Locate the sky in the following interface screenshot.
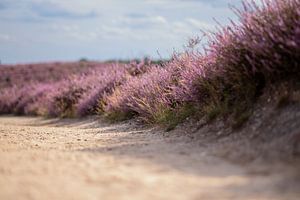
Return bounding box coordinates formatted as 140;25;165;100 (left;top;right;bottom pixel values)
0;0;248;64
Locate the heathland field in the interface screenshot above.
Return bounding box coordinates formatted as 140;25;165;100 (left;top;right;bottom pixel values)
1;0;300;199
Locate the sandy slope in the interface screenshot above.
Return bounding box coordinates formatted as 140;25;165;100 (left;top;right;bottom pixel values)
0;116;299;200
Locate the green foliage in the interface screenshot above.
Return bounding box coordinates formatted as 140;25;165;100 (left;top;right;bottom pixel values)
105;110;136;122
153;104;197;131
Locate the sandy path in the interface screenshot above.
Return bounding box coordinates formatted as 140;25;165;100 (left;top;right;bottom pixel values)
0;116;299;200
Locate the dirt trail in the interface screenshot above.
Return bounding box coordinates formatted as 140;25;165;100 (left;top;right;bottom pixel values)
0;116;299;200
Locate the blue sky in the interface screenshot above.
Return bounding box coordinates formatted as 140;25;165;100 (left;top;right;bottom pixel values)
0;0;248;64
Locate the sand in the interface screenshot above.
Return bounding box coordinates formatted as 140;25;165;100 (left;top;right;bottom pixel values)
0;116;299;200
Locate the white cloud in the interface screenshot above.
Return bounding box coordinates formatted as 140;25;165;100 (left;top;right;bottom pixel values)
186;18;214;30
115;15;167;29
152;16;167;24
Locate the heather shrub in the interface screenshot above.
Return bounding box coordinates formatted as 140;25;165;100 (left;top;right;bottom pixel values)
167;0;300;126
76;65;129;117
48;63;131;118
24;84;58;116
0;86;19;114
48;72;100;118
105;0;300;126
104;66;177;122
0;84;38;115
14;84;55;115
48;83;85;118
196;0;300;122
0;83;56;116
